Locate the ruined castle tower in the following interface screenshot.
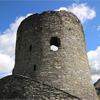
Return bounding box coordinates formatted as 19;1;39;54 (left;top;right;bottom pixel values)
13;11;98;100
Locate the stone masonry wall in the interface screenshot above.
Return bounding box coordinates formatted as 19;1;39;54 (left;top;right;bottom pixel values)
0;75;80;100
13;11;98;100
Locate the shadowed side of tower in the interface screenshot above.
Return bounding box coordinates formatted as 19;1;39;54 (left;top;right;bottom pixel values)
13;11;98;100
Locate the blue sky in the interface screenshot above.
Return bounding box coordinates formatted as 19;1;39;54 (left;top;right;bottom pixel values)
0;0;100;83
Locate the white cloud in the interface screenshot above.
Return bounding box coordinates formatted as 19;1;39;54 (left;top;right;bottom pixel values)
0;53;14;73
92;74;100;83
0;72;12;79
57;7;68;11
50;45;58;51
87;46;100;83
0;13;32;78
56;3;96;23
97;25;100;31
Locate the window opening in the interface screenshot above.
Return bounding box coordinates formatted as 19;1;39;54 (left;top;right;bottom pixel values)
34;64;36;71
29;45;32;52
50;37;60;51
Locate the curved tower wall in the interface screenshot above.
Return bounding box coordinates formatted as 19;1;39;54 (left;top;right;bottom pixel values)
13;11;98;100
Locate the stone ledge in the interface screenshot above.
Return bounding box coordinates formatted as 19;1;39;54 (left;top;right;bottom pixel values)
0;75;80;100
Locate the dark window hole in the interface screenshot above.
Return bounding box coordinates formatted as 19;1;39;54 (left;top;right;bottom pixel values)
29;45;32;52
50;37;61;47
34;64;36;71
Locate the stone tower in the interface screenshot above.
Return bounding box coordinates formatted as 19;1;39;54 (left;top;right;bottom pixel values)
13;11;98;100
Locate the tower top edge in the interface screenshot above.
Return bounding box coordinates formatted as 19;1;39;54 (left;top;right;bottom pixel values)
22;10;81;25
